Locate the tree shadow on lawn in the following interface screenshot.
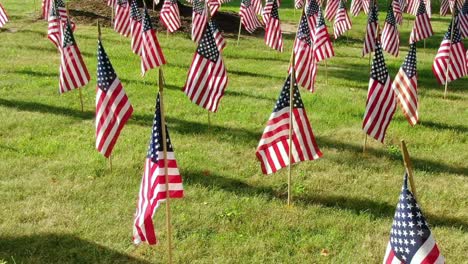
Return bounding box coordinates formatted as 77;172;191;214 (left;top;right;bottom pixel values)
0;233;149;264
183;169;468;230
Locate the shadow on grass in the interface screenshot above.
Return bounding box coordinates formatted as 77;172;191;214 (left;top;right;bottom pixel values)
10;69;57;78
0;234;149;264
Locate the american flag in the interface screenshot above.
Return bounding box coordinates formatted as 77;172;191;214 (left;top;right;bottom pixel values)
0;2;8;28
393;0;403;25
130;0;143;56
55;0;76;30
383;173;445;264
141;6;166;76
325;0;339;21
252;0;263;15
362;1;378;57
133;93;184;245
363;0;370;14
42;0;52;20
59;19;90;94
440;0;449;16
295;0;305;9
350;0;364;16
333;0;352;39
460;1;468;38
95;40;133;158
183;22;228;112
293;14;318;92
208;0;221;16
392;43;419;126
256;74;322;175
406;0;418;15
191;0;208;43
240;0;262;33
306;0;320;33
432;18;467;85
107;0;117;7
263;0;283;52
210;20;226;51
381;4;400;57
114;0;131;37
409;0;433;43
262;0;273;24
47;1;61;48
362;42;396;143
313;7;335;62
161;0;181;33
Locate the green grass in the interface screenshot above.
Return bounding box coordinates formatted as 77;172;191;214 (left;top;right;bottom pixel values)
0;0;467;263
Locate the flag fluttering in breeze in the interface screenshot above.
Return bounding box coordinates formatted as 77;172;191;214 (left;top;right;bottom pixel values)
393;0;403;25
240;0;262;33
95;39;133;158
133;93;184;245
440;0;449;16
114;0;131;37
409;0;433;43
362;42;396;143
333;0;352;39
42;0;52;20
141;6;166;75
306;0;319;34
208;0;221;16
425;0;432;18
59;19;90;94
432;17;467;85
183;20;228;112
325;0;339;21
293;14;317;92
191;0;208;42
382;173;445;264
350;0;364;16
252;0;263;15
392;43;419;126
362;1;378;57
381;4;400;57
47;1;61;48
295;0;305;9
56;0;75;30
256;74;322;175
407;0;419;15
460;0;468;38
313;7;335;61
263;0;283;52
0;2;7;28
210;20;226;51
130;0;143;56
161;0;181;33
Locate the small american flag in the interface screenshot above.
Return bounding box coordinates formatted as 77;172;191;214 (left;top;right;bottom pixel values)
381;4;400;57
161;0;181;33
363;0;370;14
383;173;445;264
256;74;322;175
409;0;433;43
191;0;208;43
362;1;378;57
133;93;184;245
393;0;403;25
59;19;90;94
460;1;468;38
263;0;283;52
406;0;418;15
440;0;449;16
130;0;143;56
210;20;226;51
114;0;131;37
362;42;396;143
333;0;352;39
325;0;339;21
432;18;467;85
306;0;319;34
295;0;305;9
141;6;166;76
55;0;76;30
240;0;262;33
252;0;263;15
293;14;317;92
95;40;133;158
208;0;221;16
42;0;52;20
183;21;228;112
392;43;419;126
47;1;61;48
350;0;364;16
313;7;335;62
0;3;7;28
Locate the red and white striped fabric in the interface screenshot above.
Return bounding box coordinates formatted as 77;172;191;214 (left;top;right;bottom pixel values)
305;0;319;33
325;0;339;21
130;0;143;56
240;0;262;33
141;7;166;75
393;0;403;25
392;43;418;126
54;0;76;31
47;2;61;48
0;2;9;28
107;0;117;7
208;0;221;16
192;0;208;42
256;74;322;175
363;43;396;143
313;7;335;62
183;22;228;112
363;0;370;14
350;0;363;16
114;0;131;37
381;4;400;57
263;0;283;52
161;0;181;33
406;0;418;14
460;1;468;38
95;40;133;158
362;3;378;56
133;93;183;245
333;0;352;39
42;0;52;20
59;20;91;94
252;0;263;15
409;0;433;43
432;19;467;85
293;14;317;92
295;0;305;9
210;21;226;51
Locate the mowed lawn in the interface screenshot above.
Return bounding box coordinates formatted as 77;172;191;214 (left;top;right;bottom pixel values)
0;0;467;263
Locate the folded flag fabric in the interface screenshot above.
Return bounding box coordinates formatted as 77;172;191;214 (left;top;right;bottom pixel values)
393;0;403;24
293;13;318;92
362;1;378;57
114;0;131;37
161;0;181;33
47;3;61;48
313;7;335;62
130;0;143;56
306;0;320;34
325;0;339;21
263;0;283;52
42;0;52;20
240;0;262;33
381;4;400;57
409;0;433;43
192;0;208;43
333;0;352;39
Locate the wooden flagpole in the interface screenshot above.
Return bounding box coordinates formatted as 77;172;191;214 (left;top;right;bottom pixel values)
111;4;115;27
206;0;212;127
324;59;328;85
443;11;456;99
236;17;242;46
159;68;174;264
153;0;156;11
400;140;417;199
363;134;367;153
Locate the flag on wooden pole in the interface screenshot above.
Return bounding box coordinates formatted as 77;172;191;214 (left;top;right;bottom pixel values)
293;13;318;92
350;0;364;16
47;0;61;48
263;0;283;52
381;4;400;57
114;0;131;37
313;7;335;62
209;20;226;51
305;0;319;33
42;0;52;20
141;6;166;75
393;0;403;25
252;0;262;15
325;0;339;21
333;0;352;39
460;1;468;38
362;1;378;57
240;0;262;33
161;0;181;33
130;0;143;56
191;0;208;42
440;0;450;16
409;0;433;43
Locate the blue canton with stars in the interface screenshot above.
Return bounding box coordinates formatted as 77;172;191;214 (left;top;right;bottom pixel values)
197;24;219;62
385;4;396;26
368;2;378;23
242;0;252;8
62;19;76;48
56;0;65;9
147;94;174;162
444;18;462;43
402;43;417;78
193;0;205;14
50;0;59;17
130;0;141;21
371;42;389;84
117;0;128;7
297;14;312;45
143;6;153;32
338;0;346;10
273;74;304;113
463;0;468;15
389;173;433;263
270;0;280;20
416;0;427;15
316;7;326;28
97;40;117;92
306;0;319;18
